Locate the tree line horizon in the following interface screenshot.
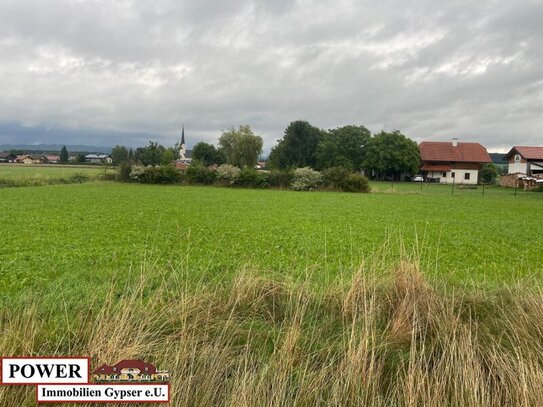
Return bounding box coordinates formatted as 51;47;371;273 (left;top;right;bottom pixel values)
111;120;422;179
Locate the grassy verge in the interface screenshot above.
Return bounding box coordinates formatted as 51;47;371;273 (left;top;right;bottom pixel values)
2;258;543;406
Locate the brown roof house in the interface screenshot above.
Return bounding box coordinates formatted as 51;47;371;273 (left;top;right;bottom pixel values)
0;152;17;163
419;138;492;184
504;146;543;176
41;155;61;164
93;359;169;383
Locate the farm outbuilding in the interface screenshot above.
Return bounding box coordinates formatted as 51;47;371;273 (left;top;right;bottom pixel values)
504;146;543;176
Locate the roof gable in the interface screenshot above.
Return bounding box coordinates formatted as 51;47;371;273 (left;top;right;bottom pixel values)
505;146;543;161
419;141;491;163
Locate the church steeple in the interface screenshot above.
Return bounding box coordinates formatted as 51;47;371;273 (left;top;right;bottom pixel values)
179;124;186;160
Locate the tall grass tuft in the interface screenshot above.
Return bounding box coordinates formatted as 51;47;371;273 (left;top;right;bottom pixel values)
2;261;543;406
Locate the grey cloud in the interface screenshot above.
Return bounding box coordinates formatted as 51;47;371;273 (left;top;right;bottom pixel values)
0;0;541;151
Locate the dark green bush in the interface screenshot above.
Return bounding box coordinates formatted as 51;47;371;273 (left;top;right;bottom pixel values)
0;178;18;188
268;170;293;189
116;163;133;182
139;165;183;184
236;168;269;188
322;166;351;190
321;167;370;192
341;173;370;192
98;172;116;181
69;173;90;184
186;162;217;185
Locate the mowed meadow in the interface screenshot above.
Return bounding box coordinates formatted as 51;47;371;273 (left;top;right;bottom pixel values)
1;170;543;406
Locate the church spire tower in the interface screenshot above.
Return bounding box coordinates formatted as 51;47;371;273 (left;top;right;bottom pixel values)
179;124;186;160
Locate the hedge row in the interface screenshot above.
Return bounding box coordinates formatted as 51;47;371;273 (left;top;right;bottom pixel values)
119;163;370;193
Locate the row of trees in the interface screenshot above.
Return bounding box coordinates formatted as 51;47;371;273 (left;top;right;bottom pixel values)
113;121;500;184
111;125;264;169
111;143;178;167
268;121;420;178
191;122;420;180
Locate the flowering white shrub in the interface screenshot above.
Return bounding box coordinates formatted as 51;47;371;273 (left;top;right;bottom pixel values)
129;165;146;181
291;167;322;191
216;164;241;186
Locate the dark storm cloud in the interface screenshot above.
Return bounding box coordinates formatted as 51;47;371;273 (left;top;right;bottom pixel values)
0;0;541;150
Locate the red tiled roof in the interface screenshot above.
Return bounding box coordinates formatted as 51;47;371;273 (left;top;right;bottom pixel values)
419;142;491;163
92;360;157;375
421;164;452;172
93;364;114;374
505;146;543;161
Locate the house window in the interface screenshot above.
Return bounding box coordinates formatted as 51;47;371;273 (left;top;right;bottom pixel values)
451;172;455;178
442;171;447;177
464;173;470;180
515;154;521;162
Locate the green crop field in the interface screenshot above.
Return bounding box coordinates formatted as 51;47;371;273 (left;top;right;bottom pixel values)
2;178;543;406
1;181;541;303
0;163;110;179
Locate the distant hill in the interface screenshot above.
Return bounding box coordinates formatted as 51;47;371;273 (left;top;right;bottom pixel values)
0;144;111;154
490;153;507;164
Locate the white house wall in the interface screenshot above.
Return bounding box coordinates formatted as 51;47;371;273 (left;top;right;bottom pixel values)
508;162;527;174
427;169;479;184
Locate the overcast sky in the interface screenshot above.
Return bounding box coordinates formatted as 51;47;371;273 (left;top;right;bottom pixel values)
0;0;541;152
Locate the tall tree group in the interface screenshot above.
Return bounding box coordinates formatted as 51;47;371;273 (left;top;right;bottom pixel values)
268;120;420;178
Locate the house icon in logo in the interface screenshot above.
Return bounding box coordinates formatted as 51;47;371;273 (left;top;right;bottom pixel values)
92;360;170;382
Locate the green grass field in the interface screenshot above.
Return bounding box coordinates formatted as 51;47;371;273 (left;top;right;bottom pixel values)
0;163;110;179
1;180;541;304
1;175;543;406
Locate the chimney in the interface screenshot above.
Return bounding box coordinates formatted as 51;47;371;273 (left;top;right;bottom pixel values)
452;137;458;147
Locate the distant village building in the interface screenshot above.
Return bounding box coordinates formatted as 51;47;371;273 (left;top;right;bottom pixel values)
419;138;492;184
16;154;41;164
41;155;60;164
504;146;543;176
85;153;112;164
175;125;192;169
0;152;16;163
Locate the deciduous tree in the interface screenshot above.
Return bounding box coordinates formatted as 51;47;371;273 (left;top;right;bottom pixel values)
363;131;420;179
480;163;498;183
218;125;263;168
268;121;323;169
316;125;371;170
111;145;129;165
192;142;226;166
135;141;166;166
